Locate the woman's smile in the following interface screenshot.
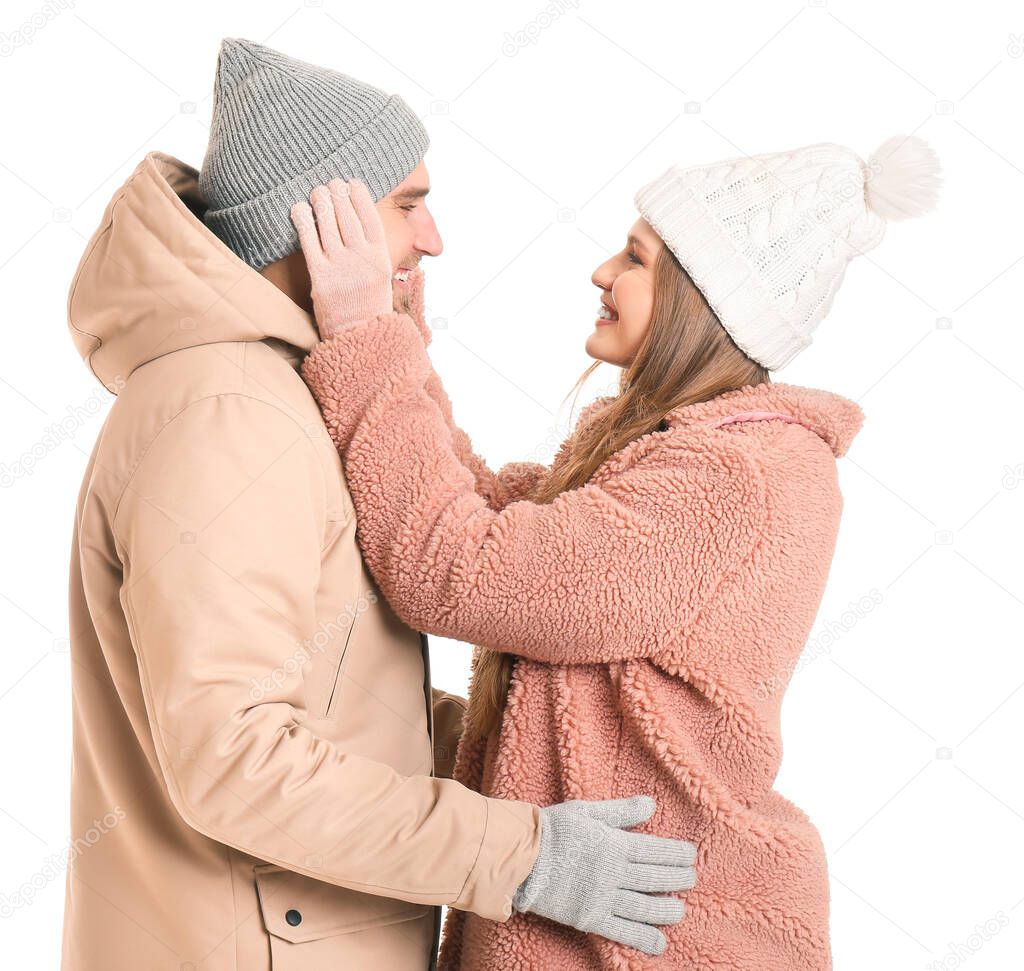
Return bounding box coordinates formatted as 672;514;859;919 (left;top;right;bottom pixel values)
596;299;619;326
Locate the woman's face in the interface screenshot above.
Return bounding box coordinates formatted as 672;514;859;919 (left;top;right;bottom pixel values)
586;218;665;367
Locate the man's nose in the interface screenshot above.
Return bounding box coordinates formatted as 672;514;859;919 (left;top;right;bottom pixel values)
415;213;443;257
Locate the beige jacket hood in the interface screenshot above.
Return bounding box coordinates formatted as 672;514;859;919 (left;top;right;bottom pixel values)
62;151;540;971
68;150;319;390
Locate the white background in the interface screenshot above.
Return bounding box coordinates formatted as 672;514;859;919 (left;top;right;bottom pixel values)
2;0;1023;968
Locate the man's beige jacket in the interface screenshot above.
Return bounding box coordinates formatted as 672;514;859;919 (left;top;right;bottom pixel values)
61;151;540;971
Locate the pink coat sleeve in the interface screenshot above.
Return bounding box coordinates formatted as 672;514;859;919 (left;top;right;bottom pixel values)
301;312;767;665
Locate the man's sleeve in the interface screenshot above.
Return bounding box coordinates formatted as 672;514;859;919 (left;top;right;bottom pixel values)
112;392;539;918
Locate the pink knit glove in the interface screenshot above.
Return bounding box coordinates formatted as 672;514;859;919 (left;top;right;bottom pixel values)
290;178;392;339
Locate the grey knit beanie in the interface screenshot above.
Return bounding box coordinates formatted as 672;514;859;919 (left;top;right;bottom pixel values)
198;37;429;270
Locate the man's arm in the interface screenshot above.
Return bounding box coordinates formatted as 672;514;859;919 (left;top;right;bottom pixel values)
113;392;539;918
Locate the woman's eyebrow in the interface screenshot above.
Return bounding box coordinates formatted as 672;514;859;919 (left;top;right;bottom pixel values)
627;234;648;256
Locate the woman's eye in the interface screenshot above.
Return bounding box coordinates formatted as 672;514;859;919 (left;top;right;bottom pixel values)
399;204;417;213
627;251;643;265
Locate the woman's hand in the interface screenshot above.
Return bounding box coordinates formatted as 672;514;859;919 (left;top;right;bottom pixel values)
290;179;392;340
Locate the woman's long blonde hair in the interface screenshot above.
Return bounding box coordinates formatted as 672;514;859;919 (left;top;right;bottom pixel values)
463;242;771;742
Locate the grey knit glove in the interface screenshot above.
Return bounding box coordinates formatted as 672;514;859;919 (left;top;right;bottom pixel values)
511;795;696;955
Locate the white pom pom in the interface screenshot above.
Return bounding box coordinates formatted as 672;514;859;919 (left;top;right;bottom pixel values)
864;135;943;220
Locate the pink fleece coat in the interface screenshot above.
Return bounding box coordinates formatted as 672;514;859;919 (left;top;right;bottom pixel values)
300;296;864;971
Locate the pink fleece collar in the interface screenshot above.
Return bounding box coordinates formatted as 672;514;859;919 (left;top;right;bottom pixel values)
664;382;865;458
704;410;809;429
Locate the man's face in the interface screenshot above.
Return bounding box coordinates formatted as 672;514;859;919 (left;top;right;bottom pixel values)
265;159;444;317
375;161;443;277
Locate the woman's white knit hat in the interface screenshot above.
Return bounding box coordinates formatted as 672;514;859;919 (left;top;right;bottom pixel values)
634;135;942;370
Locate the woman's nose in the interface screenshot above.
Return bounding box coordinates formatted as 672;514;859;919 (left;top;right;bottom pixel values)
592;259;614;290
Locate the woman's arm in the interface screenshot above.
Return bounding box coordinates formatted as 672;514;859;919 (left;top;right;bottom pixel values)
292;180;766;668
302;310;767;667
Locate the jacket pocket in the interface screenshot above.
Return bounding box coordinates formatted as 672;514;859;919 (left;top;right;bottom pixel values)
321;611;357;719
254;864;433;968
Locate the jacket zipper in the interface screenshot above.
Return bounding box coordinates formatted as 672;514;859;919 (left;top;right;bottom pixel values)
420;631;442;969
